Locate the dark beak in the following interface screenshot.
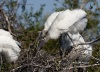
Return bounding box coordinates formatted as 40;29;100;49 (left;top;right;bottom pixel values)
36;31;47;52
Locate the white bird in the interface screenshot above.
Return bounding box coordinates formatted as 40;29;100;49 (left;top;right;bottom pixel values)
61;32;92;62
0;29;21;62
48;9;87;39
41;8;92;61
38;9;87;49
40;9;87;41
41;11;61;37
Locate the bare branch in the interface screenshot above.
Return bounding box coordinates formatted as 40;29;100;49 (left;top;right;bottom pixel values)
68;63;100;70
90;55;100;62
80;0;90;9
77;37;100;45
0;8;16;36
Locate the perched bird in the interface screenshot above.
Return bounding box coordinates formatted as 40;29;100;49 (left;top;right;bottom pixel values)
61;32;92;62
37;9;88;57
40;9;87;41
38;9;87;49
47;9;87;39
39;9;92;59
0;29;21;62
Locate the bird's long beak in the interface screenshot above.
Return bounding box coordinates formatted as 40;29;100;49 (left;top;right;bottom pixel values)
36;31;49;52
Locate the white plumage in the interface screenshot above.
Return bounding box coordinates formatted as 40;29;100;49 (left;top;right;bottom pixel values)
0;29;21;62
0;29;13;38
40;9;92;62
61;32;92;62
41;9;87;40
43;12;61;32
42;12;61;37
48;9;87;39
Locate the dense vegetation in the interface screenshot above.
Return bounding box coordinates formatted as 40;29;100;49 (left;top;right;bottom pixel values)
0;0;100;72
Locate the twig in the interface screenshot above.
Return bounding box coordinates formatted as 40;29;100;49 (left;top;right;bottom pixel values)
90;55;100;62
0;8;16;36
68;63;100;70
77;37;100;45
11;63;51;72
73;62;89;64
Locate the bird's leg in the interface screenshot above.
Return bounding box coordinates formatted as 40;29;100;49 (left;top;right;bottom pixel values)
66;32;74;45
59;47;63;59
59;34;63;58
62;47;66;57
35;31;43;57
35;34;50;57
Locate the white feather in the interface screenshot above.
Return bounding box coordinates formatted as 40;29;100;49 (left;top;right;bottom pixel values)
61;32;92;62
0;36;21;62
42;9;87;39
2;48;19;62
0;29;13;38
48;9;87;39
69;18;87;33
0;29;21;62
43;12;61;31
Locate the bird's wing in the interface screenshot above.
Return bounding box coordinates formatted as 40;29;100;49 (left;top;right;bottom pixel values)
73;17;87;32
15;40;22;48
2;48;19;62
0;36;21;52
44;12;61;31
68;17;87;33
56;9;87;30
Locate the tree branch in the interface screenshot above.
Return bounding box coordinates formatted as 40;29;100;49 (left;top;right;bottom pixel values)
68;63;100;70
0;7;16;36
77;37;100;45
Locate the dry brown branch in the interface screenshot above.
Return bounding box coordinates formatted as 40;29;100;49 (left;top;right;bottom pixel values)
62;47;86;72
76;37;100;45
68;63;100;70
90;55;100;62
0;7;16;36
9;43;100;72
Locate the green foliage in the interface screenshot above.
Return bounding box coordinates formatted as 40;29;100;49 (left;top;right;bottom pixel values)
0;0;100;72
88;44;100;72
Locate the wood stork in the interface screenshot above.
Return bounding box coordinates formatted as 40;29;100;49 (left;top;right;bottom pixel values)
61;32;92;62
38;9;87;50
47;9;87;39
40;9;87;40
0;29;21;62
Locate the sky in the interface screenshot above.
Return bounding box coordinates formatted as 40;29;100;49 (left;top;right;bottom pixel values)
25;0;100;14
25;0;62;14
